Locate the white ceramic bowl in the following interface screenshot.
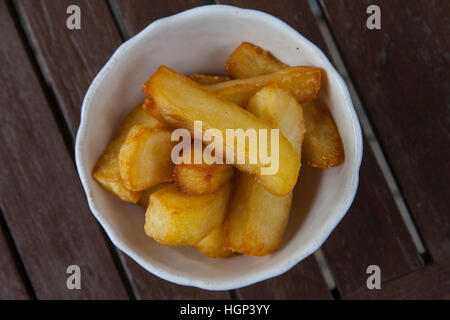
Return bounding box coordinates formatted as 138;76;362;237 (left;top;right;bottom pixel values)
75;5;362;290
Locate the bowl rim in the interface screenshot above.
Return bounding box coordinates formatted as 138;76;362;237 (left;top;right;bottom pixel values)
75;4;363;290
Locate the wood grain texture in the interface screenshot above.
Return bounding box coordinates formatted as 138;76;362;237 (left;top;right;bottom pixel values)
350;259;450;300
216;0;329;53
0;214;30;299
236;256;331;299
320;0;450;262
124;257;230;299
113;0;207;37
0;0;128;299
15;0;123;134
321;138;422;297
16;0;228;299
217;0;422;298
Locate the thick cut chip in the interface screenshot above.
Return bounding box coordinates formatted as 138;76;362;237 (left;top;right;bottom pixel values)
224;86;304;256
196;224;235;258
224;172;293;256
189;74;231;85
145;183;232;246
174;163;234;195
224;42;344;168
225;42;288;78
247;85;306;155
119;125;175;191
143;66;300;196
137;182;172;209
205;66;321;107
92;103;164;202
173;144;234;195
302;100;345;168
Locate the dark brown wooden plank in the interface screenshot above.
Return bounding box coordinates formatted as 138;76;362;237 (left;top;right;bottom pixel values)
0;0;128;299
217;0;422;298
16;0;123;134
237;256;331;299
114;0;206;37
320;0;450;262
0;215;30;299
122;256;229;299
217;0;329;53
322;138;422;296
16;0;228;299
350;259;450;299
124;257;231;299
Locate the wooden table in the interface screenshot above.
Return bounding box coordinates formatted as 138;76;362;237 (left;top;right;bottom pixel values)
0;0;448;300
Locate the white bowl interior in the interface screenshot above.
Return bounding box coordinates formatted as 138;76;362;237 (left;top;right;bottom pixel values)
76;5;362;290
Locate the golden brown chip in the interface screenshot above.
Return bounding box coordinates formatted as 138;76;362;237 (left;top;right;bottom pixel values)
205;66;321;107
225;42;288;78
173;144;234;195
247;84;306;155
302;100;345;168
189;74;231;85
196;224;236;258
137;183;173;209
145;183;232;246
119;125;175;191
224;172;293;256
224;86;304;256
143;66;300;196
92;103;165;202
224;42;344;168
